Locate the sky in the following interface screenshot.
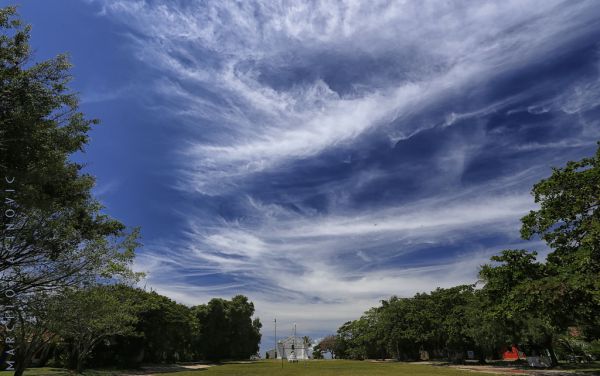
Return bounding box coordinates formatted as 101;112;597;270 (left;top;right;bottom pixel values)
16;0;600;350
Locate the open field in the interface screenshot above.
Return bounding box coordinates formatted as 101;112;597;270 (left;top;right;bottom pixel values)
2;361;485;376
2;360;600;376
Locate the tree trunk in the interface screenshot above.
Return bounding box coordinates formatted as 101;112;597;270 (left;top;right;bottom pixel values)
76;343;92;374
37;343;52;367
13;344;32;376
76;355;86;374
68;347;79;371
13;361;27;376
477;347;486;364
547;342;559;367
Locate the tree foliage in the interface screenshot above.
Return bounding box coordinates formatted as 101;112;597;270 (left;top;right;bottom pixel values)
48;286;139;373
0;5;140;298
193;295;262;361
337;144;600;364
0;8;142;374
521;145;600;327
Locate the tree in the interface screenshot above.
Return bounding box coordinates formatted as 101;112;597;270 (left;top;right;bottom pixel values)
192;295;262;360
9;292;58;376
479;250;559;362
312;344;324;359
428;286;477;360
7;228;141;376
475;146;600;366
319;335;339;359
464;290;511;363
88;286;197;367
302;336;312;348
48;285;138;373
335;145;600;365
521;144;600;327
135;292;196;363
0;9;142;373
0;5;135;298
521;145;600;260
226;295;262;359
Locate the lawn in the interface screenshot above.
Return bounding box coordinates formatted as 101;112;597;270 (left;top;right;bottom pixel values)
6;360;600;376
0;360;494;376
175;360;491;376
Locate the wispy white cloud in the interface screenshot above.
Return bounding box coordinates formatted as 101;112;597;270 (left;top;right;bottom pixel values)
133;187;537;336
136;235;548;336
95;0;600;193
81;84;136;104
92;179;120;197
92;0;600;340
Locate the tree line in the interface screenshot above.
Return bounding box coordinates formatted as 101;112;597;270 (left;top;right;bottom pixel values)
21;287;261;372
319;145;600;364
0;7;261;375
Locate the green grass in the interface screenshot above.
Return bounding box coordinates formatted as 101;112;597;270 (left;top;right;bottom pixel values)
0;368;68;375
5;359;600;376
0;360;493;376
167;360;491;376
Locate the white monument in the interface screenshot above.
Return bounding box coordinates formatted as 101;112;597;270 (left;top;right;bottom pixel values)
275;324;310;360
277;336;310;360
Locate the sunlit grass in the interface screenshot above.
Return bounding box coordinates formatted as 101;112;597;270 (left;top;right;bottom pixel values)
0;360;489;376
4;360;600;376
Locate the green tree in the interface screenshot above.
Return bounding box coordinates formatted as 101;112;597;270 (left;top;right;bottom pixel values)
318;334;339;359
88;286;197;367
479;250;560;364
312;344;324;359
8;229;141;376
0;5;135;297
0;8;142;374
335;145;600;365
302;336;312;348
227;295;262;359
521;145;600;328
10;292;58;376
521;146;600;260
464;289;511;363
48;285;138;373
193;295;262;360
429;286;477;360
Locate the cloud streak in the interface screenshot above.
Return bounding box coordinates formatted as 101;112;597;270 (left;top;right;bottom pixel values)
92;0;600;343
96;0;600;193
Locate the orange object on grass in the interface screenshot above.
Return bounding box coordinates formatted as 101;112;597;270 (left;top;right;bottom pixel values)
502;345;524;360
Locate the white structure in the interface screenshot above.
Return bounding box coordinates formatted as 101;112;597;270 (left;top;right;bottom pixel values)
276;336;310;360
266;349;277;359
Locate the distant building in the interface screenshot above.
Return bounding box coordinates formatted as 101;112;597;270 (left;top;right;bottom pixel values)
268;336;310;360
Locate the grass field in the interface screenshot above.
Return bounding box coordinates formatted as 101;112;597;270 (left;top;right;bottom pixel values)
175;360;490;376
0;360;493;376
3;360;600;376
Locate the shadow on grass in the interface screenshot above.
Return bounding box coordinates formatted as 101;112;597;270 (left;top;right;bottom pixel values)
83;364;212;375
0;365;211;376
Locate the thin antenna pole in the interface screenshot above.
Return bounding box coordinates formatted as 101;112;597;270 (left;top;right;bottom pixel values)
304;327;308;367
274;318;277;360
294;323;297;364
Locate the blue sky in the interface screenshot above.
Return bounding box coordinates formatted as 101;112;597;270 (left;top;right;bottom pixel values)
17;0;600;348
